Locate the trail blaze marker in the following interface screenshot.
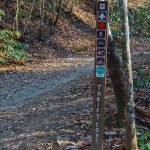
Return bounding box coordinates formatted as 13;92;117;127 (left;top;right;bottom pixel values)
98;12;106;20
98;22;106;29
97;48;105;56
92;1;108;150
97;30;105;38
97;39;105;47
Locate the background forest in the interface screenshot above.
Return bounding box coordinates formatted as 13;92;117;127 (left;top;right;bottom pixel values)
0;0;149;64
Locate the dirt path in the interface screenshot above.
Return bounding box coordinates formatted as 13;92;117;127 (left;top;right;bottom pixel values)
0;57;94;110
0;56;95;149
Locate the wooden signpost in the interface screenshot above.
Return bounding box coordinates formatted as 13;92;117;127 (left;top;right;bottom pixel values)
92;1;108;149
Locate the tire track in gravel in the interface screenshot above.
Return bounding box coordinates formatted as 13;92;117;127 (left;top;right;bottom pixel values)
0;57;94;110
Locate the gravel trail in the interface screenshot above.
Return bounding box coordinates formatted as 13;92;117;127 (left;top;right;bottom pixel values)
0;57;94;110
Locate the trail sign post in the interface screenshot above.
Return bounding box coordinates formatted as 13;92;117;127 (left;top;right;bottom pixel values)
92;1;108;149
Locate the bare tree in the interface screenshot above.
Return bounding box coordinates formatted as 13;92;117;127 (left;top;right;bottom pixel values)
54;0;63;26
119;0;138;149
39;0;45;39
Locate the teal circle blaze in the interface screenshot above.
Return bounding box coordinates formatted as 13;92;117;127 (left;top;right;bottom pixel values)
96;66;105;77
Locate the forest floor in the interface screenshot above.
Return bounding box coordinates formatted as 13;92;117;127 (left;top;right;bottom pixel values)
0;1;150;150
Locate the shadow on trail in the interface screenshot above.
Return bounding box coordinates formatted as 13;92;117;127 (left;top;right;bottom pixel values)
0;95;92;149
50;42;76;58
0;59;93;109
69;13;95;35
0;62;93;149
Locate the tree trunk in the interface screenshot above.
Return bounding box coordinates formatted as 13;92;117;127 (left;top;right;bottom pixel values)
107;25;126;127
39;0;45;39
119;0;138;149
13;0;19;31
54;0;62;26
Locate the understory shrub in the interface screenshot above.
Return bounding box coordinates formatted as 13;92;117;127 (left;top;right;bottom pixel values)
0;29;30;64
138;132;150;150
0;9;29;64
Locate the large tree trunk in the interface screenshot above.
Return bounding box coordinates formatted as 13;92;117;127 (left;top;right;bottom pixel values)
107;25;126;126
119;0;138;149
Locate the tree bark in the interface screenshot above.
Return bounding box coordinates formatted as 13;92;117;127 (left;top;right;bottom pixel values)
119;0;138;149
39;0;45;39
54;0;63;26
107;25;126;126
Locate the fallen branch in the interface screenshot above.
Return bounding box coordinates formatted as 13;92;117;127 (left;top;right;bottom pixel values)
136;106;150;118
